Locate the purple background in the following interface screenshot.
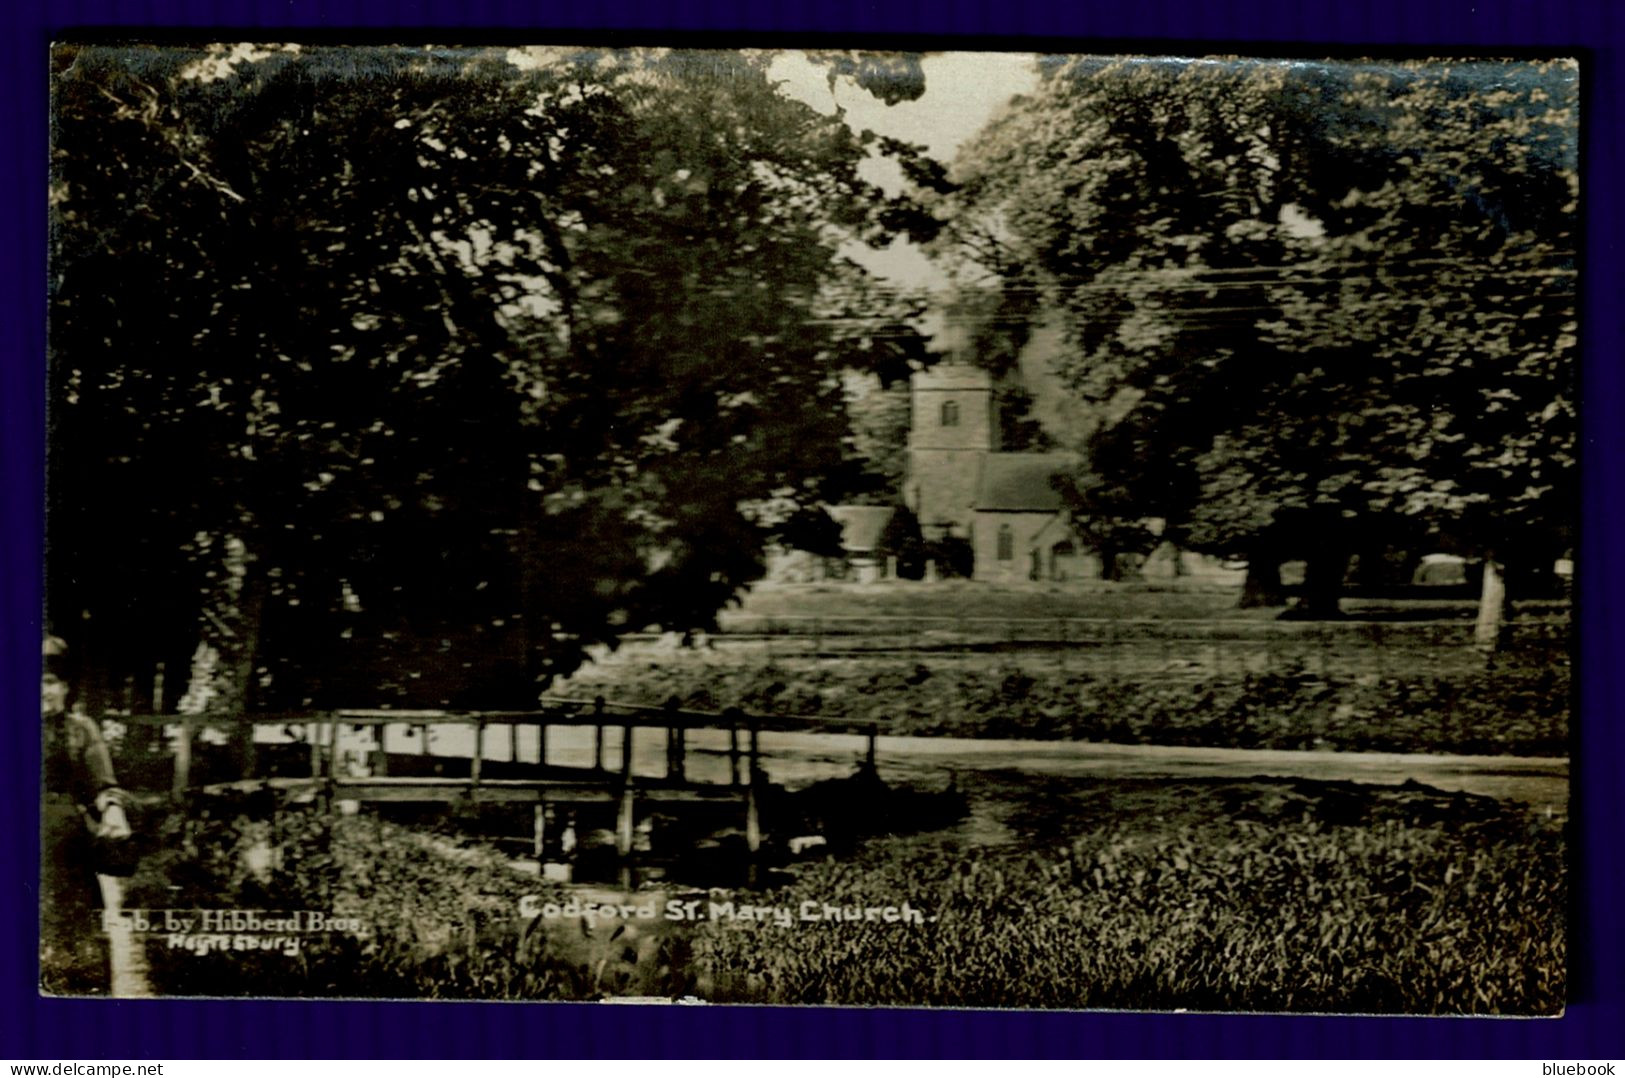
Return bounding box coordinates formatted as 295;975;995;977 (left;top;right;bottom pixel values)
3;0;1619;1059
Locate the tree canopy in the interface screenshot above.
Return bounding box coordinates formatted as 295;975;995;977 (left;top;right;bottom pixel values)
49;44;935;708
933;55;1578;613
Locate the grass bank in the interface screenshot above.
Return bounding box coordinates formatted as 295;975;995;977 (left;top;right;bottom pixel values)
729;580;1569;625
696;777;1564;1013
558;658;1570;757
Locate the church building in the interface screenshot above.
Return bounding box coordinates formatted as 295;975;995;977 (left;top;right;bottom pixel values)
903;364;1095;582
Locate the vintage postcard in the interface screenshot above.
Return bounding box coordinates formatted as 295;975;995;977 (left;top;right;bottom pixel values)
43;43;1574;1011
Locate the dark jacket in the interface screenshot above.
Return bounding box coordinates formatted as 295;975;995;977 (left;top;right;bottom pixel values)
44;712;125;813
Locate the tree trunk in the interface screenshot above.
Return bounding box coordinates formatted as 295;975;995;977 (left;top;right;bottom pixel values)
1352;542;1391;592
224;576;266;775
1474;556;1510;656
1295;546;1350;619
1239;553;1284;608
178;534;263;777
146;660;169;753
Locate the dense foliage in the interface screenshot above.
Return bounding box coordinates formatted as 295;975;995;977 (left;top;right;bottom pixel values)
934;57;1578;614
49;45;935;711
123;810;595;999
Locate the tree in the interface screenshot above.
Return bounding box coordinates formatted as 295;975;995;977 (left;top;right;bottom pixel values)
932;57;1353;603
841;370;913;504
875;504;928;579
934;56;1577;629
932;286;1056;452
49;44;937;710
1257;61;1577;639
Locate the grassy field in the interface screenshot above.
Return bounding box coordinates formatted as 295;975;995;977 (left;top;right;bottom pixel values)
730;581;1260;624
547;580;1572;756
724;580;1569;626
105;773;1564;1013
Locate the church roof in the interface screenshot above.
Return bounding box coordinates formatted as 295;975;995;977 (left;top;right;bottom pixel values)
826;505;896;553
974;453;1075;513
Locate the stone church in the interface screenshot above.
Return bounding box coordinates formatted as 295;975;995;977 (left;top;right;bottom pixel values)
902;363;1246;585
903;364;1098;582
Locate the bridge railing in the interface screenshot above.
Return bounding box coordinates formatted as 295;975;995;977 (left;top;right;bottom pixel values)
111;699;889;858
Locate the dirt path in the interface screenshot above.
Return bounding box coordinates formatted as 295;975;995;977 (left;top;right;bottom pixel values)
873;736;1565;810
322;722;1566;813
497;726;1568;812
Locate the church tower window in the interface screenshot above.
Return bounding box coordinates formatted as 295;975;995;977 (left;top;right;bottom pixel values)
996;524;1014;561
940;400;959;427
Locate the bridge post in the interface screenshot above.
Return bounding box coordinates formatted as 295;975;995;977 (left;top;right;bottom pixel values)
662;697;681;779
471;719;484;786
728;725;741;786
321;714;341;814
616;720;635;862
616;785;636;861
328;715;343;781
744;779;761;857
744;720;762;858
239;716;258;780
533;800;547;859
865;722;878;775
593;696;606;771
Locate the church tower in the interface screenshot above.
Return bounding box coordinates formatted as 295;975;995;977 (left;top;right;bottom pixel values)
905;365;995;538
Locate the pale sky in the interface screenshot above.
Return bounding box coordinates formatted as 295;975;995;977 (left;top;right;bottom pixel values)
767;51;1041;167
767;51;1042;292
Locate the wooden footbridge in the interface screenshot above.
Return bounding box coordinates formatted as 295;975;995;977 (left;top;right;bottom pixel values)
121;696;886;859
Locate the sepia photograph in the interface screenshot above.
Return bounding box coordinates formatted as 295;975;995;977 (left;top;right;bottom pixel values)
43;42;1576;1012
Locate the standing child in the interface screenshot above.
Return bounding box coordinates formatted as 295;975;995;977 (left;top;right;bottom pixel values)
40;635;131;993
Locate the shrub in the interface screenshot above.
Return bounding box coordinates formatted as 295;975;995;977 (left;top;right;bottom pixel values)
122;810;601;999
